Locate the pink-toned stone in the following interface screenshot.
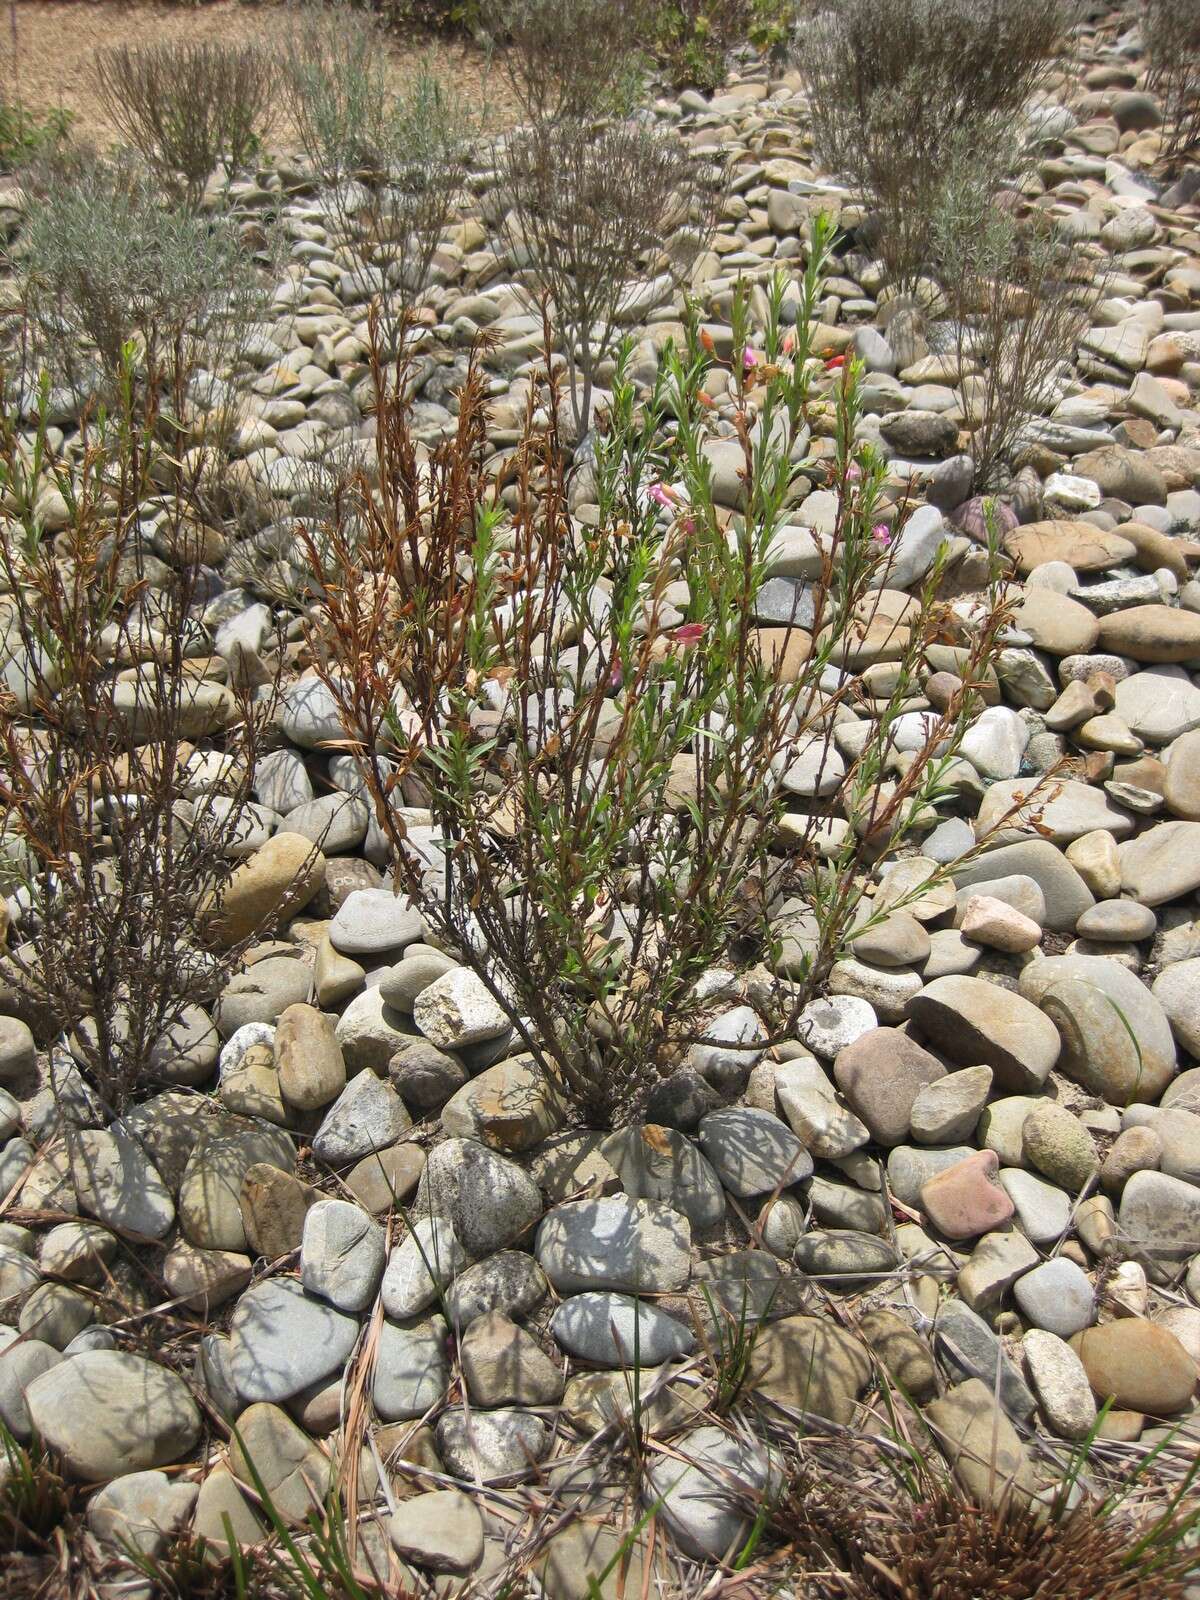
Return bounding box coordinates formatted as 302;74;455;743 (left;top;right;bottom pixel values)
919;1149;1014;1240
959;895;1042;953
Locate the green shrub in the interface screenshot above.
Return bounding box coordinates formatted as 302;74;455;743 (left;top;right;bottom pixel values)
656;0;796;88
1143;0;1200;169
0;100;71;175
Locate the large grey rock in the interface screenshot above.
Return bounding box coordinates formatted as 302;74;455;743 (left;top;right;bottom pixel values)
1022;1329;1097;1441
934;1300;1036;1422
25;1352;201;1481
69;1130;174;1240
1018;955;1176;1105
418;1139;542;1257
373;1316;450;1421
536;1196;691;1294
228;1277;360;1403
300;1199;386;1312
645;1426;779;1560
550;1292;696;1365
329;889;423;955
1120;820;1200;906
436;1408;550;1483
443;1251;549;1329
87;1470;197;1557
413;968;511;1049
387;1488;483;1574
1118;1169;1200;1273
380;1216;468;1319
696;1107;812;1196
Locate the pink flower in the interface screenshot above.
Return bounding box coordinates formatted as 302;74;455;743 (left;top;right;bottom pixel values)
648;483;678;510
846;464;862;484
608;659;623;690
680;516;696;536
743;348;758;371
673;622;706;645
782;330;796;356
872;522;892;547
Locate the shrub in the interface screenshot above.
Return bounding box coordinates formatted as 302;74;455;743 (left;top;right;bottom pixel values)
301;228;1017;1128
929;182;1105;490
282;2;469;355
656;0;797;89
17;145;267;418
495;113;722;430
0;359;281;1112
484;0;657;121
1143;0;1200;169
93;39;275;208
799;0;1073;292
0;100;71;175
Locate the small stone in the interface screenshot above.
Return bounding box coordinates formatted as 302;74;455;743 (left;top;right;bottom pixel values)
598;1125;725;1231
924;1379;1037;1505
374;1317;450;1421
388;1489;483;1575
1118;1170;1200;1273
957;1231;1039;1317
312;1071;412;1166
1022;1103;1099;1193
380;1216;468;1319
274;1003;346;1113
228;1277;360;1404
536;1196;691;1294
645;1426;778;1561
1013;1257;1095;1338
959;895;1041;952
162;1244;252;1313
344;1145;426;1215
834;1028;945;1146
436;1408;550;1483
87;1470;197;1558
460;1311;564;1406
443;1252;549;1329
228;1403;330;1526
909;1066;993;1145
420;1139;543;1257
440;1057;563;1152
746;1315;872;1423
1023;1328;1096;1442
69;1130;174;1240
921;1150;1015;1240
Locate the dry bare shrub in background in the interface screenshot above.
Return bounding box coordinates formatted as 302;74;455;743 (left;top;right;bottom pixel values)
0;360;279;1113
486;0;657;120
301;228;1019;1127
93;39;276;208
1143;0;1200;170
930;182;1106;491
495;114;723;431
281;1;470;357
799;0;1075;294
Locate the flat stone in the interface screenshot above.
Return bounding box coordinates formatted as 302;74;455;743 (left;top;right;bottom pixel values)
216;957;312;1037
550;1292;695;1366
343;1144;425;1214
329;888;422;955
645;1426;778;1561
373;1317;450;1421
240;1164;320;1259
87;1470;197;1558
1004;520;1136;575
1074;1320;1196;1414
1018;954;1176;1104
535;1196;691;1294
228;1403;330;1525
1022;1329;1097;1440
998;1168;1073;1248
69;1130;174;1240
228;1277;360;1403
1098;605;1200;664
975;776;1134;845
380;1216;468;1319
388;1489;483;1575
1116;667;1200;745
696;1107;812;1195
413;968;510;1049
833;1028;945;1146
745;1314;872;1423
924;1378;1037;1505
1076;900;1157;940
934;1300;1036;1421
1118;1169;1200;1272
301;1199;386;1312
796;995;878;1060
25;1352;201;1481
908;976;1060;1093
1013;1257;1095;1338
162;1244;252;1313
